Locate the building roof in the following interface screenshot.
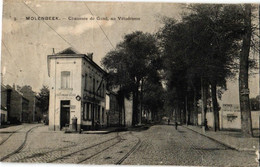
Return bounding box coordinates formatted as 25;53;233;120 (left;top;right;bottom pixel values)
57;47;80;54
48;47;107;76
3;84;29;101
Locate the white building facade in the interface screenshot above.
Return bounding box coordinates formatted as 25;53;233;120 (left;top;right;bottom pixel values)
48;48;107;131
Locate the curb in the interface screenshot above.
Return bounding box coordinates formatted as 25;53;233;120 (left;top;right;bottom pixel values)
83;131;112;134
182;125;255;152
82;127;128;134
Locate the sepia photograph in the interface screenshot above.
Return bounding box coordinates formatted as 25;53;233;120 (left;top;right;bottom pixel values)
0;0;259;166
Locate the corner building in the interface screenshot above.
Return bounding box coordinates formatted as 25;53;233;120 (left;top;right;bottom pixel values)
48;48;107;131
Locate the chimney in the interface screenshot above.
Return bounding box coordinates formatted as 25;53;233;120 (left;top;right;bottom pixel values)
87;53;93;60
17;85;21;91
13;83;15;89
52;48;55;55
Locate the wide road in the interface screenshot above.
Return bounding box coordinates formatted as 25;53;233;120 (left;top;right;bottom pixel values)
123;125;257;166
0;124;257;166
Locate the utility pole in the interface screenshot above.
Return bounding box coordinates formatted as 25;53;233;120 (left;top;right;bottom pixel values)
92;77;104;130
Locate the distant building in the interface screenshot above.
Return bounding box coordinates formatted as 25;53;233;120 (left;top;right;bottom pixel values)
20;85;41;122
106;91;133;127
47;47;107;130
1;84;29;123
106;91;122;126
0;105;7;125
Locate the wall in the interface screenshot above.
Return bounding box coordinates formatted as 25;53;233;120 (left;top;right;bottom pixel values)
1;84;29;123
20;86;41;122
219;110;241;129
105;92;133;127
198;112;214;127
81;58;107;128
108;93;120;126
1;85;7;109
198;110;260;129
9;87;23;122
48;54;107;130
48;57;82;130
0;110;8;124
124;97;133;127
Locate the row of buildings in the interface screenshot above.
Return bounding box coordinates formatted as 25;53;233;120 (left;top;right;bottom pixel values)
47;48;133;131
0;84;41;125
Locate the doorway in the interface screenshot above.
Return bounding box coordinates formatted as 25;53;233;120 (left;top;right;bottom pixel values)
60;100;70;129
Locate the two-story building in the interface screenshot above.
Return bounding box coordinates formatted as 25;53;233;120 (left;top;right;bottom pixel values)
20;85;41;122
47;47;107;131
1;84;29;123
105;90;133;127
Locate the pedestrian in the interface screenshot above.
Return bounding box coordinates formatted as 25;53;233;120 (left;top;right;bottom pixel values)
168;119;170;125
205;119;209;130
175;121;178;130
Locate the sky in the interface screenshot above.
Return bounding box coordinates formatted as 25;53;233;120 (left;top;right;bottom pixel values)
1;0;259;105
1;0;184;91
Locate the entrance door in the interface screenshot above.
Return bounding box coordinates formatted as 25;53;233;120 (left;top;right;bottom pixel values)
60;100;70;129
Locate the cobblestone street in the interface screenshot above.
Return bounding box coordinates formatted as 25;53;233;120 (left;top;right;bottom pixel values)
123;125;258;166
0;124;258;166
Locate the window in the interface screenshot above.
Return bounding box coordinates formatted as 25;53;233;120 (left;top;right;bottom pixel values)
84;103;91;121
98;105;101;120
97;80;99;95
89;76;92;92
83;103;87;120
94;104;98;120
102;84;105;97
84;74;87;90
88;103;91;120
93;78;95;94
61;71;70;89
102;107;104;123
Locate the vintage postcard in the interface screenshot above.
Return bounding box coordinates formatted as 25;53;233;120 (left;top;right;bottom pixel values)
0;0;259;166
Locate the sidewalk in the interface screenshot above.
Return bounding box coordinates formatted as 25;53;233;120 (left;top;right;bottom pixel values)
81;124;150;134
82;127;127;134
183;125;259;152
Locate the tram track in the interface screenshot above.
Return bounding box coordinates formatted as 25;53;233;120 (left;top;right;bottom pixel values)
5;132;120;163
49;131;142;165
2;127;143;165
48;133;121;163
0;126;25;146
77;135;123;164
115;133;142;165
0;125;43;161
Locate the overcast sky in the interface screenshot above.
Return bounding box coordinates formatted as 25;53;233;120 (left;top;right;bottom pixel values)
1;0;259;102
1;0;185;91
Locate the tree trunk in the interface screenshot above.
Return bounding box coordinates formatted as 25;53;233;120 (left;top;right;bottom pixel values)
135;83;140;125
211;81;219;131
132;90;139;126
258;4;260;113
123;97;126;126
139;79;144;125
193;89;198;125
117;90;125;126
185;94;188;125
239;4;253;137
201;77;208;132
